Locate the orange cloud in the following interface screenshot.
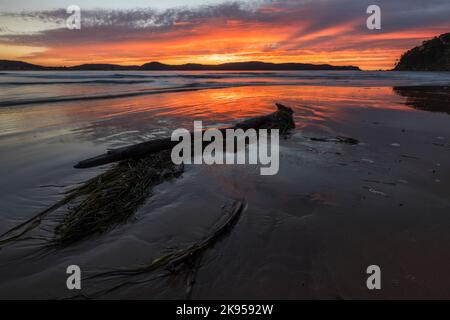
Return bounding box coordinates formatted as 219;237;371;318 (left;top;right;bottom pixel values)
2;1;449;70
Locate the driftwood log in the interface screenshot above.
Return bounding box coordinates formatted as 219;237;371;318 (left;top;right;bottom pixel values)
74;103;295;169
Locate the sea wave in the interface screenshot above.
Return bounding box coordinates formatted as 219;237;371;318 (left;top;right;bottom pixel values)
0;79;156;86
2;71;450;108
0;83;227;107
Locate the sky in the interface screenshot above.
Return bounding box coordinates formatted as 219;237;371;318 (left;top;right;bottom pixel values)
0;0;449;70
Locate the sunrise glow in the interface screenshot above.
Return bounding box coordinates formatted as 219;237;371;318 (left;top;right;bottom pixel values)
0;1;449;70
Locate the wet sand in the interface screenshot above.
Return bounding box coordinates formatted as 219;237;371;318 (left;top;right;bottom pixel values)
0;85;449;299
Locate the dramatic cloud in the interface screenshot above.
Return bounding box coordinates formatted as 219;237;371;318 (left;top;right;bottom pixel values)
0;0;449;69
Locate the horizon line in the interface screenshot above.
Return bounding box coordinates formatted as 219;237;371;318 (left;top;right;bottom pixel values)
1;59;371;71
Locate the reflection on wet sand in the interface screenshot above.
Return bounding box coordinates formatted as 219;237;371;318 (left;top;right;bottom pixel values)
0;84;450;299
393;86;450;114
0;85;408;148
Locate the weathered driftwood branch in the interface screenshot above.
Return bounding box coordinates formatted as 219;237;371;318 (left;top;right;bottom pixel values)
74;103;295;169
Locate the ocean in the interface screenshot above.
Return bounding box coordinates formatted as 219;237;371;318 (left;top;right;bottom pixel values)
2;70;450;107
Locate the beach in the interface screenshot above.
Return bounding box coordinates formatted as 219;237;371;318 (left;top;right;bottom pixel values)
0;71;450;299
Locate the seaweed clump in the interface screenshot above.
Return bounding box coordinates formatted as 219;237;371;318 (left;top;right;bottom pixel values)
0;150;183;247
54;150;183;246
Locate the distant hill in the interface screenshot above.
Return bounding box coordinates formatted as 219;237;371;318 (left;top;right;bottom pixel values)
0;59;360;71
394;32;450;71
0;60;51;71
69;64;140;71
140;61;360;71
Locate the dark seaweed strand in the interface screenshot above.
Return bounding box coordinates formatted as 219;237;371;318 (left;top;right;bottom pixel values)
67;201;244;299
